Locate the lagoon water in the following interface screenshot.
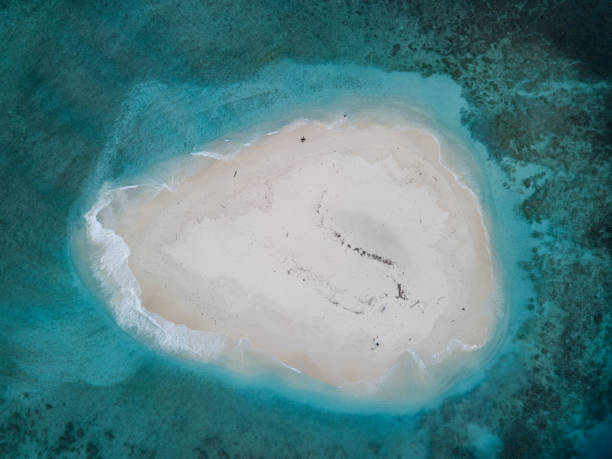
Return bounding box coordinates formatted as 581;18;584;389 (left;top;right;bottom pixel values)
1;1;610;457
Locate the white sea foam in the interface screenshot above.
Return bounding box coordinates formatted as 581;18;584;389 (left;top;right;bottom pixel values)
430;339;482;364
190;150;230;160
85;185;226;362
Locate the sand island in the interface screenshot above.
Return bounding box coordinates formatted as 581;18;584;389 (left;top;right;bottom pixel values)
103;117;497;388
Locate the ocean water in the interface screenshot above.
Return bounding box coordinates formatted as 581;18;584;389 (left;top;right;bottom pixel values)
1;1;610;457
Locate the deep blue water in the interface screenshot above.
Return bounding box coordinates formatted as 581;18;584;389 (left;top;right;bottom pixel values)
1;1;610;457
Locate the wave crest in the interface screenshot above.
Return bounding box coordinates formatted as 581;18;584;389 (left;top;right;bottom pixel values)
85;186;226;361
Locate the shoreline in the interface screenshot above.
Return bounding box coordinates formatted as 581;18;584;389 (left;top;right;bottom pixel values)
93;115;500;388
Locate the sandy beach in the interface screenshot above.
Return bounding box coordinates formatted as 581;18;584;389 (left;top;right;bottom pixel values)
111;118;497;386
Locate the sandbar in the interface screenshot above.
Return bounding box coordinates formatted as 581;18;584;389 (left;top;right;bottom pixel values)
112;118;497;386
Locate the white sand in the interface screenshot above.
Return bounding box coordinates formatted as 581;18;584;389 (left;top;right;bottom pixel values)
112;118;497;386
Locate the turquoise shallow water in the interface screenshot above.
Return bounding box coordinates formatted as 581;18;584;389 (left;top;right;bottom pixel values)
1;1;610;457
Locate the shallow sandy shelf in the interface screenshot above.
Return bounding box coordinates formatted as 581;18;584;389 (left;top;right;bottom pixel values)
111;118;497;386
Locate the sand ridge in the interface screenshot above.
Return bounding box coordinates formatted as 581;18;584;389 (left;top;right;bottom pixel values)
112;118;497;386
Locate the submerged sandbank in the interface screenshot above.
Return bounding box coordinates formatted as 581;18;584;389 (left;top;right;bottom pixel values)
95;116;498;389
